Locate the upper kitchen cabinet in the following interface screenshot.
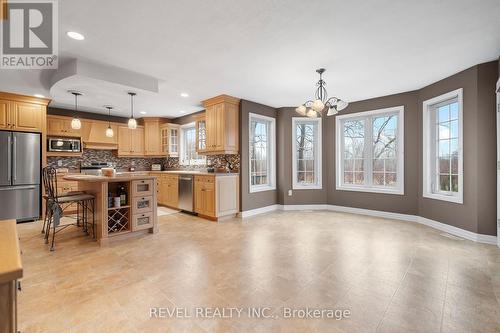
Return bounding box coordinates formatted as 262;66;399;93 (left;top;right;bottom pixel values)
201;94;240;154
160;123;179;157
47;115;82;137
118;126;145;156
144;118;167;156
0;92;49;133
195;114;207;154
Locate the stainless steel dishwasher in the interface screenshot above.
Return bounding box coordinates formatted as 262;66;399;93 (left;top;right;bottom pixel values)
178;175;194;212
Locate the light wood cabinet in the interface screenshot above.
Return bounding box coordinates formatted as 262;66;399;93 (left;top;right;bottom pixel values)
144;118;165;156
47;115;81;137
0;94;47;133
157;174;178;208
194;176;216;218
160;124;179;157
194;174;239;220
201;95;240;154
195;114;207;153
117;126;145;156
0;99;11;129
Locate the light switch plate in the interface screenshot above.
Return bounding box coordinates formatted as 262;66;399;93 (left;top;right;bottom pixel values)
288;190;293;196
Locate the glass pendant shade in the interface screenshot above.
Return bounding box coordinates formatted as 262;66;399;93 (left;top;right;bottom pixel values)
306;109;318;118
128;118;137;129
105;126;114;138
336;99;348;111
296;105;306;116
327;107;338;116
312;99;325;112
71;118;81;130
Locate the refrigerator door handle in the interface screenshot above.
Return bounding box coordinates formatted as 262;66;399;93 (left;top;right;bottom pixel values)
12;136;16;181
7;135;11;182
0;185;37;191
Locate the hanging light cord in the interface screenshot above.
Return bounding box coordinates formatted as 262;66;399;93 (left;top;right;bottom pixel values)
130;93;134;119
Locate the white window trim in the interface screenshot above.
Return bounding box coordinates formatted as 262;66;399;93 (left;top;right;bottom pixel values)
335;106;405;195
179;122;206;166
292;117;322;190
249;113;276;193
422;88;463;204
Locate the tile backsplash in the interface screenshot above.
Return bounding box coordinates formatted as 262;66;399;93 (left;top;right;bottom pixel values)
48;149;240;172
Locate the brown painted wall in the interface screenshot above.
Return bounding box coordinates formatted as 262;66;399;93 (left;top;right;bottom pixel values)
417;66;479;232
326;91;420;215
276;107;328;205
245;61;497;236
240;100;278;211
476;62;498;235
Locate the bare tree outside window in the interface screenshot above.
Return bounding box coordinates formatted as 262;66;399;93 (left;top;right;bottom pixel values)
343;119;365;184
296;122;315;184
250;120;269;186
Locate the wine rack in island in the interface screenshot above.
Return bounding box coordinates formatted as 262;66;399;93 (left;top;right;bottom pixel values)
106;179;156;237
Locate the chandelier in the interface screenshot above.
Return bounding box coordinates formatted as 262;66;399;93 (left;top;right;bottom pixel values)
296;68;348;118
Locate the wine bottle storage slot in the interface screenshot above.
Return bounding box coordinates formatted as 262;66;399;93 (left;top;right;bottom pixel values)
107;181;131;235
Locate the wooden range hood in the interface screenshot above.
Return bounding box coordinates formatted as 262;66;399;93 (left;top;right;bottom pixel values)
82;119;119;150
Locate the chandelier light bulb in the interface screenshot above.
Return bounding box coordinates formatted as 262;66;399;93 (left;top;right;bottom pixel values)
105;126;114;138
71;118;81;130
296;105;306;116
128;118;137;129
306;109;318;118
312;99;325;112
327;107;338;116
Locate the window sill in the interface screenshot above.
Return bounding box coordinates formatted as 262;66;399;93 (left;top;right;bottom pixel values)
293;184;323;190
336;185;404;195
423;192;463;204
250;186;276;193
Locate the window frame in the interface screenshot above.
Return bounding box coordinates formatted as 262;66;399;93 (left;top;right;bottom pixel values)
248;113;276;193
292;117;322;190
335;106;405;195
422;88;463;204
179;122;206;166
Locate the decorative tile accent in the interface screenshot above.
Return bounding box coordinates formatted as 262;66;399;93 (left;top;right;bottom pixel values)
48;149;240;172
47;150;164;171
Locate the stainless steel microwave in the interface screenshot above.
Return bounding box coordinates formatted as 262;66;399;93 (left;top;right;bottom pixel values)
48;138;81;152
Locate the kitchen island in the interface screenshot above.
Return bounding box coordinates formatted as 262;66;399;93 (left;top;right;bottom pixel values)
63;174;158;246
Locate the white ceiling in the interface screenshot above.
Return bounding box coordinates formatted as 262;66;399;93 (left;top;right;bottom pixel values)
0;0;499;117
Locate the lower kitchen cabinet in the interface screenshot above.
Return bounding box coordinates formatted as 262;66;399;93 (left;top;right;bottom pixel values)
194;174;239;220
157;174;179;208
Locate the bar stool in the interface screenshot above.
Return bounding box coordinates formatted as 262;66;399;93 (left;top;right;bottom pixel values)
42;167;96;251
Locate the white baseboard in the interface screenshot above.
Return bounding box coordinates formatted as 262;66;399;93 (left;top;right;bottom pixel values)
239;204;280;218
240;204;498;245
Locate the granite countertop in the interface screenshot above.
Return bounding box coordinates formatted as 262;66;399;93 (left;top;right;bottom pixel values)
63;174;157;182
149;170;239;176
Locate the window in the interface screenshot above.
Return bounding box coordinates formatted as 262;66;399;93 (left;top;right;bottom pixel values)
292;117;322;189
336;106;405;194
180;123;206;166
423;88;463;204
249;113;276;192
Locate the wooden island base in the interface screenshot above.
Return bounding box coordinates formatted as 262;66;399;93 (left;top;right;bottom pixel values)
64;175;158;246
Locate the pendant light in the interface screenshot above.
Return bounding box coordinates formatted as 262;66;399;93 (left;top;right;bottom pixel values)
104;106;114;138
127;92;137;129
68;90;82;129
296;68;348;118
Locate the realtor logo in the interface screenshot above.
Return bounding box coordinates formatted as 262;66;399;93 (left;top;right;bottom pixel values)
1;0;58;69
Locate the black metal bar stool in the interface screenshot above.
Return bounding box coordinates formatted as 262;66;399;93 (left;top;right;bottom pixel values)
42;167;96;251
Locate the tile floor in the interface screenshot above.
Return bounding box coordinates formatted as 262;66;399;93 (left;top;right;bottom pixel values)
16;210;500;332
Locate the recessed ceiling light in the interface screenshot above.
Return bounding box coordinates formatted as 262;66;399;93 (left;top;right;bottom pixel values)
66;31;85;40
179;110;186;114
180;93;189;98
140;111;147;115
33;94;45;98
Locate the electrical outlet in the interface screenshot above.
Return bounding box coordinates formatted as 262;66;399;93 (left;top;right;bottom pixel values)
288;189;293;197
57;160;62;167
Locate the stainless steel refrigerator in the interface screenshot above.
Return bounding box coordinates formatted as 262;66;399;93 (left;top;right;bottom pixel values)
0;131;41;222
